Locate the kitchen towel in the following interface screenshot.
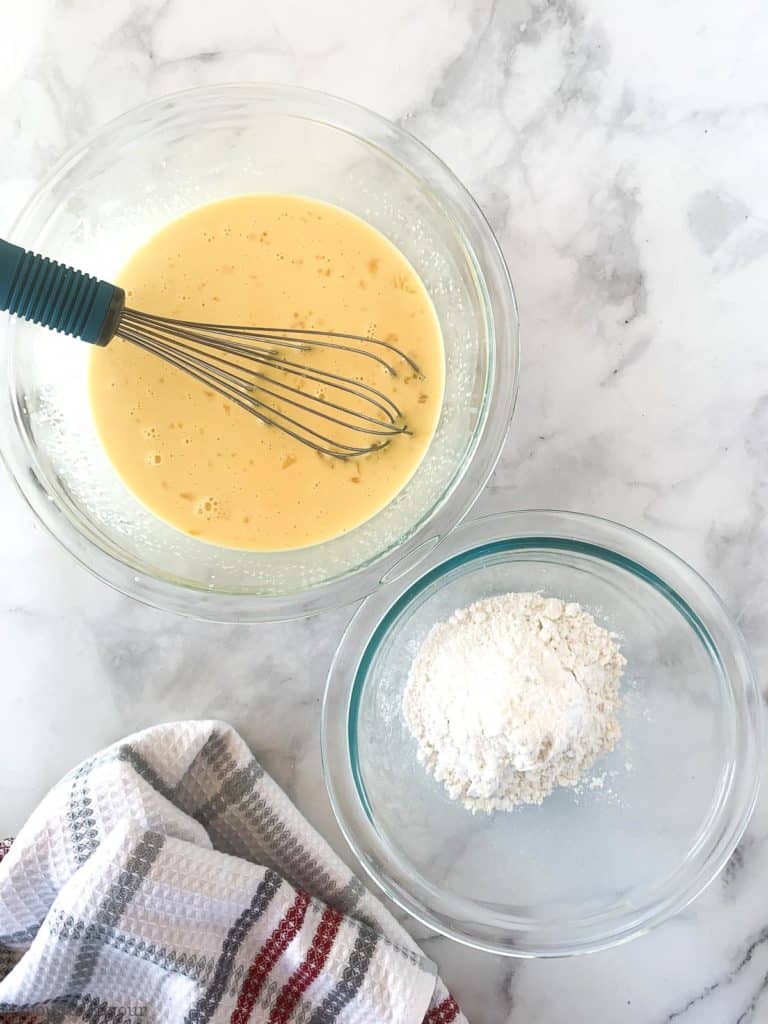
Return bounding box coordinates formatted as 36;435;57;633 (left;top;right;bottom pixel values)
0;721;464;1024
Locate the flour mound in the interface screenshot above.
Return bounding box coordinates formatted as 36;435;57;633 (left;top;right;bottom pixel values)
402;592;625;812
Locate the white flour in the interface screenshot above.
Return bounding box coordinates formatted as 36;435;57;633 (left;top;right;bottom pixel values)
402;592;625;812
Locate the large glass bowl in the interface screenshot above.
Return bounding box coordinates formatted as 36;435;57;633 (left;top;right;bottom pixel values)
0;84;518;621
322;511;763;956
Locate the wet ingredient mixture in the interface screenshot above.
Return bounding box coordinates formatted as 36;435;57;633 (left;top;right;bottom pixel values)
403;593;625;812
89;194;444;550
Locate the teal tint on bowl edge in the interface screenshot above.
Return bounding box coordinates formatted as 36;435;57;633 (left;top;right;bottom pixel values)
322;511;762;956
348;536;726;821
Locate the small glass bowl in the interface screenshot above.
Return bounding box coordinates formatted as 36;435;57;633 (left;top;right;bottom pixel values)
322;510;763;956
0;84;518;621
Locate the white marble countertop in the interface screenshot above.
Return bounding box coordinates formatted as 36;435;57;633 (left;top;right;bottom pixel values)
2;1;768;1020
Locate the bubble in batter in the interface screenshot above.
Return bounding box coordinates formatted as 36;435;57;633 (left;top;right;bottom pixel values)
89;194;444;551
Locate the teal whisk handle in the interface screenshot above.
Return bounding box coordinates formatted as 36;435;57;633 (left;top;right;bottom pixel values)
0;238;124;346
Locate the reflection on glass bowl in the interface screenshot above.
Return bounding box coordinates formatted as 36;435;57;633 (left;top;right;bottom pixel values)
322;511;763;956
0;84;519;621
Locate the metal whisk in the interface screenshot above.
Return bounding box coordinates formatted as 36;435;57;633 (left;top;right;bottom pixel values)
0;239;422;458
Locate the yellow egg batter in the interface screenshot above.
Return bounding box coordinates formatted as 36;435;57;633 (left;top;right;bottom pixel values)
89;194;444;550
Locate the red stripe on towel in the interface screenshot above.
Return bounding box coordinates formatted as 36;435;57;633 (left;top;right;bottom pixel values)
423;995;460;1024
267;905;344;1023
230;891;311;1024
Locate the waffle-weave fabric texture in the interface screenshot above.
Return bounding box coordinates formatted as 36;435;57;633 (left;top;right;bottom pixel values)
0;721;464;1024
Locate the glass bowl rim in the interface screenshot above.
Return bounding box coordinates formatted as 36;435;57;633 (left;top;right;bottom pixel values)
321;508;764;956
0;82;520;623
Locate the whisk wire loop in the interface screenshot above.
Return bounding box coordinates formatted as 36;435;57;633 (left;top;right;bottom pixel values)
0;239;423;459
116;308;420;458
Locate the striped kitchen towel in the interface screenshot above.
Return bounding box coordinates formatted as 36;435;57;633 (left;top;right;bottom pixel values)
0;722;464;1024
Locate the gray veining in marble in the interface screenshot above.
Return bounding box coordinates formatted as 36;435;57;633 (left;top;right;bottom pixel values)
2;1;768;1020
